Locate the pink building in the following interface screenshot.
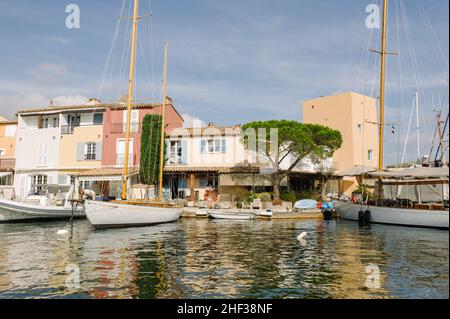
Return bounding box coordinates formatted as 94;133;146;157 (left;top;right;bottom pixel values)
102;98;184;168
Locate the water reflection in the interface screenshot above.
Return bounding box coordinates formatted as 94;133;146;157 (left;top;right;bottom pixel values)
0;219;447;299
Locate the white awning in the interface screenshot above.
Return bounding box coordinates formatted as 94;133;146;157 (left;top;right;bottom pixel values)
369;167;449;179
0;172;13;178
336;166;377;177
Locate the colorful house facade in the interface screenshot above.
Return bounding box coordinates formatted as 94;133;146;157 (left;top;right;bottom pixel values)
13;98;183;199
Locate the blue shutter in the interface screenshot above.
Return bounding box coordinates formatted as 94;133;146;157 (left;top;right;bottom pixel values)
222;139;227;153
200;140;206;154
181;140;188;165
96;142;103;161
165;141;169;164
77;143;85;161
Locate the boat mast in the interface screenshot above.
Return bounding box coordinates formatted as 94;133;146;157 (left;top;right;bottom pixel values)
158;43;169;203
377;0;388;198
415;91;421;161
121;0;139;200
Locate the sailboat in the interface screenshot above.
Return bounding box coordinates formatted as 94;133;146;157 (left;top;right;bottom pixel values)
85;0;181;229
334;0;449;230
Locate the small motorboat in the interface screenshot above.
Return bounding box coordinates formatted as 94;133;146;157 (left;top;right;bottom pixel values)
0;185;85;223
257;209;273;218
209;211;255;220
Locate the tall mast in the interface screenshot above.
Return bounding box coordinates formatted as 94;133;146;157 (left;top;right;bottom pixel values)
158;43;169;203
415;91;421;160
377;0;388;198
121;0;139;200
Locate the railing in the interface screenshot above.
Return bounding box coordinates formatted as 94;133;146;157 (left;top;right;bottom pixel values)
0;158;15;170
61;125;79;135
110;122;141;134
116;154;136;167
61;123;103;135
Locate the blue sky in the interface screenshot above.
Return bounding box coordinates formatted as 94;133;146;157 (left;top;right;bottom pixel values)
0;0;448;165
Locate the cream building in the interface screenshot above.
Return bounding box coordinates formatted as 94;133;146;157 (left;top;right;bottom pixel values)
303;92;379;173
303;92;379;195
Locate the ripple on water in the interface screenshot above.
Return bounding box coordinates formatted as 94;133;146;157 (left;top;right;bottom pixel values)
0;219;448;299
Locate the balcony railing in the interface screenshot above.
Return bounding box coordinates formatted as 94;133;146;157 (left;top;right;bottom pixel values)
61;124;79;135
0;158;15;170
61;123;103;135
116;154;136;167
110;122;141;134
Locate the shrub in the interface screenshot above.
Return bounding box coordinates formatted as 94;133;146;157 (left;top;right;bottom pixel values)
280;191;297;203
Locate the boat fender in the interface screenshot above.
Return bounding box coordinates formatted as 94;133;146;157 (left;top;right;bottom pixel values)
57;229;70;236
364;210;371;224
358;211;365;224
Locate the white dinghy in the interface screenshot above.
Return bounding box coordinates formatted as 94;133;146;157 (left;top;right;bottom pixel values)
209;212;255;220
85;201;180;229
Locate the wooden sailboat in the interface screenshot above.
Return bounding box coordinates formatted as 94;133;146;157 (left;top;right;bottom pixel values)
335;0;449;230
85;0;181;229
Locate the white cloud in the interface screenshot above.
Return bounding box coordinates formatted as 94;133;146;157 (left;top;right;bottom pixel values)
52;95;90;106
182;113;207;128
28;63;70;82
0;93;90;119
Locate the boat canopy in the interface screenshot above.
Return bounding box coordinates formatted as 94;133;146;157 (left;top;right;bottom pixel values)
369;167;449;179
336;165;377;177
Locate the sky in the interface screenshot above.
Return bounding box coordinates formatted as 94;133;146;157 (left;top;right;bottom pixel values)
0;0;448;165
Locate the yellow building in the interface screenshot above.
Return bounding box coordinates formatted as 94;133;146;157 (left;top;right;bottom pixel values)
303;92;379;195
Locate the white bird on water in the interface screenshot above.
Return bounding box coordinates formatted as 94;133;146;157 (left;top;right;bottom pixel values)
297;232;307;241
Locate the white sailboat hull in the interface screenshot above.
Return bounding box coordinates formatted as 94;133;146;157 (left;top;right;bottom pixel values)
85;201;181;229
209;212;255;220
0;199;85;223
334;201;449;229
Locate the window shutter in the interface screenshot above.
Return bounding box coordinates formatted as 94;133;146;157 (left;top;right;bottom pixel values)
222;139;227;153
200;140;205;154
96;143;103;161
77;143;85;161
58;175;67;185
181;140;188;165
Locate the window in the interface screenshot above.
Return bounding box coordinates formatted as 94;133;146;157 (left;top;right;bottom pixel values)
200;139;226;154
0;149;5;157
5;125;16;137
80;181;92;190
93;113;103;125
37;143;49;165
368;149;374;161
170;141;182;164
199;174;219;189
123;110;139;132
31;175;48;194
85;143;97;160
0;173;13;186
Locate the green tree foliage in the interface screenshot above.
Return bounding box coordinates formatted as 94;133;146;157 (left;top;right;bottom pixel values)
241;120;343;203
140;114;164;185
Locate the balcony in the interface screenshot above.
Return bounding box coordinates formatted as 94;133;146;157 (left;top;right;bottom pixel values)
116;154;136;167
110;122;141;134
61;123;103;135
0;158;15;170
61;124;79;135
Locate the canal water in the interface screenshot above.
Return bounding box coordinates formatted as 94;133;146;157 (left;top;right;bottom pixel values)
0;219;448;299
